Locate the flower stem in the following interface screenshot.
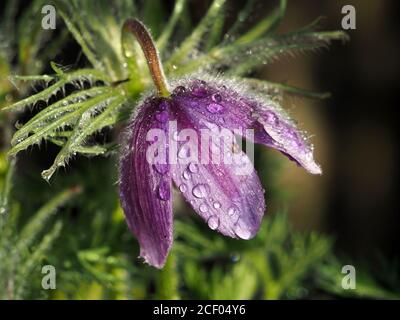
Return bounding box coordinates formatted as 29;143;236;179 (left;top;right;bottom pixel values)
122;19;170;97
155;252;180;299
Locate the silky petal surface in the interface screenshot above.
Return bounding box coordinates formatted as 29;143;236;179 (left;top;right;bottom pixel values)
169;100;265;239
172;79;322;174
119;97;173;268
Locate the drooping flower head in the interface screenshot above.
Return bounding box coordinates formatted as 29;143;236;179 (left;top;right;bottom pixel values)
119;19;321;268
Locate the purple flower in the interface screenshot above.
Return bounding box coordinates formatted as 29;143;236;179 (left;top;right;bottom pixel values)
119;19;321;268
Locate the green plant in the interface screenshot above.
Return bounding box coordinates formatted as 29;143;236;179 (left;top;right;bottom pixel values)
3;0;347;181
1;0;397;300
0;160;81;299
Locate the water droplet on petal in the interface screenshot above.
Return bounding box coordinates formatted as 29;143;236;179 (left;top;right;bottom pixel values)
173;86;186;95
192;86;208;98
178;145;190;159
182;169;191;180
188;162;199;173
211;93;222;103
157;181;170;201
228;206;239;221
199;203;208;213
179;184;187;192
192;184;209;198
265;111;278;125
213;201;221;209
207;215;220;230
234;225;252;240
207;103;223;114
232;143;241;154
172;131;179;141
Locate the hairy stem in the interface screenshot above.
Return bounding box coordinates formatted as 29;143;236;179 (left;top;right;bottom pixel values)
122;19;170;97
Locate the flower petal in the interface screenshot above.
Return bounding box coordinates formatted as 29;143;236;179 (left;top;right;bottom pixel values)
119;97;173;268
171;78;321;174
170;102;265;239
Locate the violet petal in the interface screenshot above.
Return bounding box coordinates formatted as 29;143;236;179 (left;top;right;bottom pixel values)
170;103;265;239
172;78;321;174
119;97;173;268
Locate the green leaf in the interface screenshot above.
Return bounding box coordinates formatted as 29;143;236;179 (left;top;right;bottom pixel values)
16;187;81;251
8;91;117;157
3;68;110;112
156;0;187;52
241;78;331;99
166;0;226;70
11;86;112;145
41;94;125;181
234;0;287;45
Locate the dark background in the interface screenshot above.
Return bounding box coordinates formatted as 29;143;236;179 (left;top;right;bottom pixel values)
221;0;399;262
285;1;399;260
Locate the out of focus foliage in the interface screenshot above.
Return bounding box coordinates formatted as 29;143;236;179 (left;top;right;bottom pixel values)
1;0;398;300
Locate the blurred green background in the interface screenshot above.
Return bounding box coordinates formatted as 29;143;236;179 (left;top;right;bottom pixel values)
0;0;399;299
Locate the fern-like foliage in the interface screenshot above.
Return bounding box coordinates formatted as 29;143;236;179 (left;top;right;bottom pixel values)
0;0;68;106
2;0;348;181
0;160;81;299
173;212;332;299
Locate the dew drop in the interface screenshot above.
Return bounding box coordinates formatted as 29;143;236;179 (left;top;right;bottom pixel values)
191;86;208;98
234;226;252;240
232;143;241;154
179;184;187;193
207;215;220;230
199;203;208;213
182;169;191;180
172;131;179;141
207;103;223;113
188;162;199;173
211;93;222;103
178;145;190;159
265;111;278;125
228;206;239;221
213;201;221;209
230;253;241;262
173;86;186;95
14;121;23;129
192;184;209;198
